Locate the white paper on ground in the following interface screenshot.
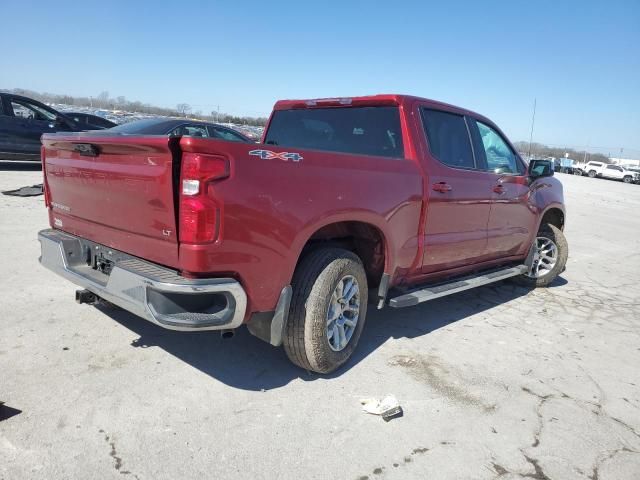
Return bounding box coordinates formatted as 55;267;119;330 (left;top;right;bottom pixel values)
360;395;400;415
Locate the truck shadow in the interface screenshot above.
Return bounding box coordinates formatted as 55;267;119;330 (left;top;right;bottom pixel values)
99;277;566;391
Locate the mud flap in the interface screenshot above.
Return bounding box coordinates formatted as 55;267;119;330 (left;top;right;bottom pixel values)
247;285;292;346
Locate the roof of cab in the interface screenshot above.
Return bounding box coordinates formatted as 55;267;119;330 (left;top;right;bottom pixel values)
272;94;488;122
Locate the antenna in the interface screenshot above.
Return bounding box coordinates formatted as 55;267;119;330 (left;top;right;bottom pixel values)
527;98;537;158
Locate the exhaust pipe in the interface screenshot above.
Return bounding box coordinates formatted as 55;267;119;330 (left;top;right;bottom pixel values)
220;329;235;339
76;289;98;305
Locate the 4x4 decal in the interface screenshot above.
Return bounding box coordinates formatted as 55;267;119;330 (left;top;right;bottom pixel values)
249;149;303;162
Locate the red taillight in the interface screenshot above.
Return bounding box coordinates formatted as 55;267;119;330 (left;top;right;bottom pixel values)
179;153;229;243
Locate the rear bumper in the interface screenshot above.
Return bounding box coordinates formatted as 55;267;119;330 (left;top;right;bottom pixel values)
38;229;247;331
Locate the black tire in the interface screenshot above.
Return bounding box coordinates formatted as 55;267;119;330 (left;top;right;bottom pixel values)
623;176;632;184
283;248;368;374
512;224;568;288
588;170;597;178
573;169;583;176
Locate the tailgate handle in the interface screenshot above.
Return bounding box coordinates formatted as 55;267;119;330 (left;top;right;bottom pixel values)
73;143;100;157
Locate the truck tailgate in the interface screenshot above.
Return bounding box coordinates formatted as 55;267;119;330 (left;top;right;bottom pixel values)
42;133;180;268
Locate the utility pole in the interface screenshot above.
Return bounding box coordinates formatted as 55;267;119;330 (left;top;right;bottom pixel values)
216;105;220;123
527;98;537;159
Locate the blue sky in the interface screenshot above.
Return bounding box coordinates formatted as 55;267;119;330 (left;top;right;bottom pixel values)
2;0;639;157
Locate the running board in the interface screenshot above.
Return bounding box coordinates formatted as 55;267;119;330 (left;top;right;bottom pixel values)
388;265;528;308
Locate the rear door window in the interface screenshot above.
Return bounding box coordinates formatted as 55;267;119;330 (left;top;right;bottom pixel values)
209;126;247;142
264;106;404;158
170;124;209;137
420;108;475;169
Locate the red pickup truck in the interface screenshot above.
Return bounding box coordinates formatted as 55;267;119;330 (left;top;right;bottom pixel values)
39;95;567;373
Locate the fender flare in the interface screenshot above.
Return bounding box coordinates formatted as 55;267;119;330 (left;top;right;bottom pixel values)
283;210;395;287
536;203;565;232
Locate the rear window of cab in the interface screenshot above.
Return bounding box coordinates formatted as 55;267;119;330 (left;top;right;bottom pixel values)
264;106;404;159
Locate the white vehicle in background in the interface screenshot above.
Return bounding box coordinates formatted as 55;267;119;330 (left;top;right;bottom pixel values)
584;161;640;183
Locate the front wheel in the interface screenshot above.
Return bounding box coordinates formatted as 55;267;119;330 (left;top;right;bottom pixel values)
588;170;597;178
283;248;368;374
513;224;568;288
623;176;632;184
573;169;583;176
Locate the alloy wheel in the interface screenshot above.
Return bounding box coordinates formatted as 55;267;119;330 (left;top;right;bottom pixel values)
526;237;559;278
326;275;360;351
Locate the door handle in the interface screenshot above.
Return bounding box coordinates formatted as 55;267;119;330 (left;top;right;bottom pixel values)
432;182;452;193
493;184;506;194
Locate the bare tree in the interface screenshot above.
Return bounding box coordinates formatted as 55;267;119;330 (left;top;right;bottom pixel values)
97;91;109;108
176;103;191;117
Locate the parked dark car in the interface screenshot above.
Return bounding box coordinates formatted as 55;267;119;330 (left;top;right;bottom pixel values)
0;92;115;161
109;118;253;142
0;93;101;161
63;112;117;130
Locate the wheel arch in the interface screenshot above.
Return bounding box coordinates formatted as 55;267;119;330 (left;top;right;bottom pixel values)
538;206;565;231
288;214;392;290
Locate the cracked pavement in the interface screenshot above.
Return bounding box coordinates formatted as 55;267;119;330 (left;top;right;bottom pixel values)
1;165;639;479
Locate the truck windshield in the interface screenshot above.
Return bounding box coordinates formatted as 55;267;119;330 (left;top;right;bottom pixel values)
264;106;404;158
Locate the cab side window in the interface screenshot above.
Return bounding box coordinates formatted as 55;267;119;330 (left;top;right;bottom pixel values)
421;108;475;169
474;121;522;175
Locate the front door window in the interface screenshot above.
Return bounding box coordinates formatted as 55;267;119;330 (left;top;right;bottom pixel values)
475;121;522;175
10;100;57;122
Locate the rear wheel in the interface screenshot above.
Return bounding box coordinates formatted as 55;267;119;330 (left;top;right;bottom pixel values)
588;170;597;178
283;248;368;374
513;224;568;288
623;175;632;184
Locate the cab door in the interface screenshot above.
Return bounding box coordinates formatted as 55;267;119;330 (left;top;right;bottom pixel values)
419;107;494;273
468;118;537;258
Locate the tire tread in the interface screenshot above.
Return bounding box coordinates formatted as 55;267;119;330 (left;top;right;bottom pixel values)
284;248;367;373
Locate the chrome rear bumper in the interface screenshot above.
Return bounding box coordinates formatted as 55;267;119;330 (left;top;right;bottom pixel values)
38;229;247;331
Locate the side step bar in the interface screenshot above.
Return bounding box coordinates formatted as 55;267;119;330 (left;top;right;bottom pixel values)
388;265;528;308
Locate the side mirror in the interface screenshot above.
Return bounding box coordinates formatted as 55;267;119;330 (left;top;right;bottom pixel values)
528;159;554;179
